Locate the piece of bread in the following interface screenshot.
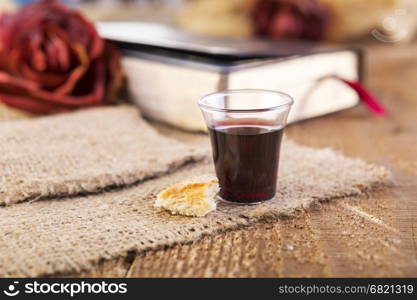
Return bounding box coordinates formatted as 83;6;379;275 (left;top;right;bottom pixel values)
155;175;219;217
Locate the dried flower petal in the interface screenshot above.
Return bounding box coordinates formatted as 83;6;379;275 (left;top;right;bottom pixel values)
0;0;123;114
251;0;329;41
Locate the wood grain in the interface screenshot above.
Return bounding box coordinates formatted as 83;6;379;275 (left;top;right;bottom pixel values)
72;42;417;278
0;1;414;279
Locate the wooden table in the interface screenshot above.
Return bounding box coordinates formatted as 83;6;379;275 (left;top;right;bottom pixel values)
2;42;414;278
0;1;414;280
71;42;415;278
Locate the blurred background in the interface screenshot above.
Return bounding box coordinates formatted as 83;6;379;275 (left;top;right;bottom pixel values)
2;0;417;44
1;1;417;279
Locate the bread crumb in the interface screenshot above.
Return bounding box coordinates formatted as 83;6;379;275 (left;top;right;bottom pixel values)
155;175;219;217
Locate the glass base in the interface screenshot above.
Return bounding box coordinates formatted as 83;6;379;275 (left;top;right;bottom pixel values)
216;194;274;206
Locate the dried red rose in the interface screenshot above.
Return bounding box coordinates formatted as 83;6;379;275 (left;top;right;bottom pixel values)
0;0;123;114
251;0;329;41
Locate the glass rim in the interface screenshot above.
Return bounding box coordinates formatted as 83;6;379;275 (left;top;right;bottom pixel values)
198;89;294;113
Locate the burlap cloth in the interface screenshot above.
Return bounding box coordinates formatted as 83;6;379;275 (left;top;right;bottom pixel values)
0;106;205;206
0;105;390;277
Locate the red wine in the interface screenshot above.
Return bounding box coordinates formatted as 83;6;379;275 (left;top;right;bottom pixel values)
208;120;284;204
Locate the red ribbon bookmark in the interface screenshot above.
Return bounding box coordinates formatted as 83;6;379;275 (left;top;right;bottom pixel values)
326;75;387;116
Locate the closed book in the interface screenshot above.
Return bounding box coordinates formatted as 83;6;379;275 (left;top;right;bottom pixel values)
98;22;363;131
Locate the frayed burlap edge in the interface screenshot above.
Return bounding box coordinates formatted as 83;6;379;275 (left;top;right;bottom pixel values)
0;142;391;277
58;181;391;278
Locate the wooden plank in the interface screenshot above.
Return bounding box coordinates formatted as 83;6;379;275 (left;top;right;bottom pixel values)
119;42;417;278
48;42;417;277
1;2;415;279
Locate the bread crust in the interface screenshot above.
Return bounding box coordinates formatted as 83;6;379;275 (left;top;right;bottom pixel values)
155;175;219;217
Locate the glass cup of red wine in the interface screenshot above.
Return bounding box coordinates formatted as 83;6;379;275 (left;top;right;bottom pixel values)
198;89;293;205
